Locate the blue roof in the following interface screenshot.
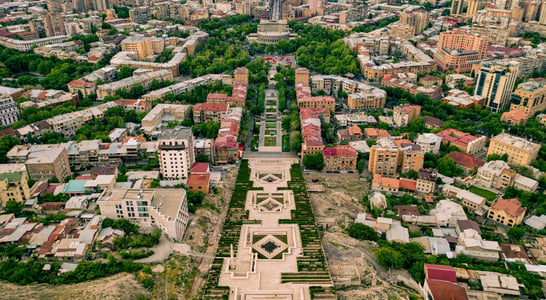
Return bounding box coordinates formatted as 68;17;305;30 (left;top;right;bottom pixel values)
64;180;88;193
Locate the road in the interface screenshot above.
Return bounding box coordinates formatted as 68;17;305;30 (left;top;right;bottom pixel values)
269;0;282;21
135;235;172;263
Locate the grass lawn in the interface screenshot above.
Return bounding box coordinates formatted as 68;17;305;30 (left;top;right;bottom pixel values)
266;122;276;129
264;136;276;146
469;186;497;201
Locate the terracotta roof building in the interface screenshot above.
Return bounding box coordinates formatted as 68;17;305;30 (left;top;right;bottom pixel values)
501;110;529;126
446;151;485;174
487;198;526;227
424;264;457;284
323;145;358;171
436;128;487;154
424;279;469;300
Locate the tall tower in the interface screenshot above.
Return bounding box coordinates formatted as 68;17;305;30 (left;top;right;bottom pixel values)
450;0;465;15
541;0;546;24
474;62;520;113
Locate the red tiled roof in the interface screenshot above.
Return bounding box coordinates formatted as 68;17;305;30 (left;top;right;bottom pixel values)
372;174;399;188
68;79;95;87
425;264;457;283
399;178;417;191
207;93;228;100
349;125;362;135
426;279;468;300
122;136;146;142
190;162;209;174
187;173;210;186
193;103;229;112
446;152;484;170
490;198;526;218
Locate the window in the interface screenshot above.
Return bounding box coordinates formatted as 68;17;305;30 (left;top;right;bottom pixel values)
136;201;148;206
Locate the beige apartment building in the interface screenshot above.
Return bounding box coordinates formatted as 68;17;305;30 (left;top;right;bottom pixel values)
234;67;249;84
120;36;164;60
475;160;516;190
368;139;424;176
487;133;540;166
510;79;546;116
0;164;30;207
97;188;189;240
295;68;310;85
393;104;421;127
390;9;429;39
25;148;71;182
348;91;386;110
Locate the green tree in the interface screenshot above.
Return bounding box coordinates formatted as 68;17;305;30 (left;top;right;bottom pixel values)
436;156;463;177
346;223;378;241
5;200;23;216
376;247;404;269
507;226;525;241
303;152;324;170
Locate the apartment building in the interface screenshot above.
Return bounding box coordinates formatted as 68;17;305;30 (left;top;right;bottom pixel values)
393;104;421;127
475;160;517;190
120;36;163;59
129;7;152;24
436;128;487;154
474;61;519;113
381;74;442;101
510;79;546;116
96;70;173;100
97;188;189;240
487;133;540;166
0;96;19;126
488;198;526;227
323;145;358;171
0;164;30;207
298;96;335;111
390;9;429;39
434;30;489;73
443;184;486;211
295;68;310;85
347;90;387;110
114;99;152;113
192;103;229;124
142;75;220;101
25;147;71;182
141;104;191;134
234;67;249;84
0;35;67;52
158;127;195;180
368;138;424;176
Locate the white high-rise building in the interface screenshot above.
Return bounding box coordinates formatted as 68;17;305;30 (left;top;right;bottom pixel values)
158;127;195;180
0;96;19;126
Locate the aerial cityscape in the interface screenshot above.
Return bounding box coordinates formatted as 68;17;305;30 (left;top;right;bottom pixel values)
0;0;545;298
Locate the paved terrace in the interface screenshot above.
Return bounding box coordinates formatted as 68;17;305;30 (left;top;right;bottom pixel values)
215;158;333;299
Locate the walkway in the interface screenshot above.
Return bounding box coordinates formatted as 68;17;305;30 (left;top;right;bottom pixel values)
217;158;317;299
135;235;172;263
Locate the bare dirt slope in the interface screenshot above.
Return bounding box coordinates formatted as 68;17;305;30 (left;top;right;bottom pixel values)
0;273;147;300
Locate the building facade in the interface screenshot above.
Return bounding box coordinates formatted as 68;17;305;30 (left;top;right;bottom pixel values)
474;61;520;113
97;188;189;240
510;79;546;116
0;96;20;126
487;198;526;227
158;127;195;180
487;133;540;166
434;31;489;73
